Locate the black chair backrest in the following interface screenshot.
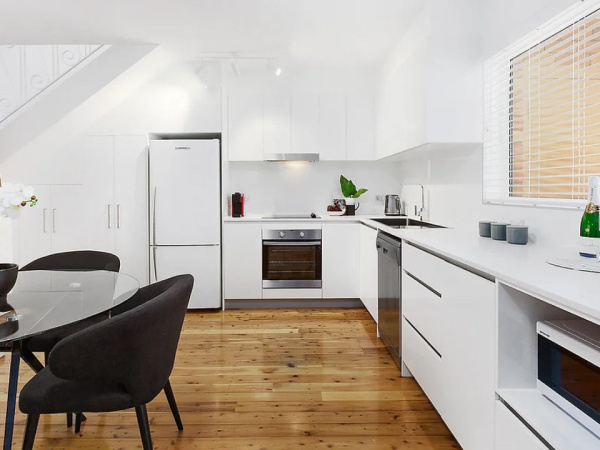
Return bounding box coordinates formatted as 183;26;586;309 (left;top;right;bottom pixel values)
20;251;120;272
48;275;193;405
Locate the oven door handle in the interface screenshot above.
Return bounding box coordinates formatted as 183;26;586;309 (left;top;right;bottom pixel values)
263;241;321;246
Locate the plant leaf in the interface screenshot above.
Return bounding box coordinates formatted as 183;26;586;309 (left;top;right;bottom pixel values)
354;188;368;198
340;175;357;197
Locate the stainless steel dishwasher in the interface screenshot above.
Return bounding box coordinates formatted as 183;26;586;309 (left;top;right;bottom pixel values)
376;232;402;368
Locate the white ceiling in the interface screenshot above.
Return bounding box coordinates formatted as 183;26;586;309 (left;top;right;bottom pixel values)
0;0;424;67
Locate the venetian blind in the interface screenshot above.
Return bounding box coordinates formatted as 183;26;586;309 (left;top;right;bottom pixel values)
483;1;600;207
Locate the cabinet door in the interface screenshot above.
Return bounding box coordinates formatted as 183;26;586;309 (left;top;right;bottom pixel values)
441;263;495;450
291;94;318;154
319;94;346;161
347;92;375;160
322;223;360;299
264;94;291;154
14;185;52;266
223;223;262;299
49;184;88;254
359;225;378;322
495;401;547;450
76;136;116;253
227;93;263;161
114;136;148;285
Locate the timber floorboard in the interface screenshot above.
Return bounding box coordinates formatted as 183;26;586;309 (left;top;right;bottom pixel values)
0;308;460;449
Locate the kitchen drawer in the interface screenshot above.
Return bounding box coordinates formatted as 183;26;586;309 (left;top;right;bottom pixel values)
402;269;442;354
495;401;547;450
402;243;447;295
402;316;444;413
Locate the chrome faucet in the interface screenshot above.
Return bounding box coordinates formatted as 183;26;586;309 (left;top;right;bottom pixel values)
401;184;425;221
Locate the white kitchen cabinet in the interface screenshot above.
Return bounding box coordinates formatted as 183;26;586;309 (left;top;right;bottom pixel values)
264;94;291;155
15;135;149;284
495;401;547;450
227;92;264;161
319;94;347;161
441;262;495;450
113;136;149;284
14;184;85;267
359;224;378;322
76;135;148;285
322;223;360;299
402;243;495;450
223;223;262;299
291;94;319;154
347;92;375;160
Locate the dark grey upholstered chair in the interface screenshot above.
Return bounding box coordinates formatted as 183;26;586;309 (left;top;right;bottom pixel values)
19;250;121;430
20;251;121;365
19;274;193;450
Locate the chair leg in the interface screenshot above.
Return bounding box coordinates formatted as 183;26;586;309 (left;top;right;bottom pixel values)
163;380;183;431
22;414;40;450
74;413;83;433
135;404;153;450
66;413;72;428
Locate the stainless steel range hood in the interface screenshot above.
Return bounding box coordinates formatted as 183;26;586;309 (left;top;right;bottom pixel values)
263;153;319;162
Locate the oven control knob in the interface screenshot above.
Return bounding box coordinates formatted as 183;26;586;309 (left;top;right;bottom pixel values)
299;231;305;238
279;231;286;238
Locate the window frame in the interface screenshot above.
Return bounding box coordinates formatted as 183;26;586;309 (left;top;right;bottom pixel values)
483;0;600;209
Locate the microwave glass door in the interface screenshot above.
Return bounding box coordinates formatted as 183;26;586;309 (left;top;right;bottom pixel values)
538;334;600;426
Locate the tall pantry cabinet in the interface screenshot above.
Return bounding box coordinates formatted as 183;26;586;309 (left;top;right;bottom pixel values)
13;135;148;284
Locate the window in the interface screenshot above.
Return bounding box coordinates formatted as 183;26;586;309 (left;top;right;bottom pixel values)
484;1;600;207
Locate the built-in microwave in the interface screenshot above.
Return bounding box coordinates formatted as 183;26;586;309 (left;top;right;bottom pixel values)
537;319;600;437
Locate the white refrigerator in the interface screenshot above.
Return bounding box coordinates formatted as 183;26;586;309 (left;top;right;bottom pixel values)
149;138;221;309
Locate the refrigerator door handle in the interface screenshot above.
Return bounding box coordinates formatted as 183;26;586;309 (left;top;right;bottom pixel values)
152;186;157;245
152;246;158;281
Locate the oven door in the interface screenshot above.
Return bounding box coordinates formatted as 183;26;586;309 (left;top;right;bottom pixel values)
262;240;322;288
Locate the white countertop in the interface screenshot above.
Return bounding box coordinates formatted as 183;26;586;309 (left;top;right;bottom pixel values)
361;218;600;324
225;213;600;323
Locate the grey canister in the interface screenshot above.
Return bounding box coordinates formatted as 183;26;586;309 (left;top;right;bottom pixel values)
479;221;493;237
491;222;509;240
507;225;528;245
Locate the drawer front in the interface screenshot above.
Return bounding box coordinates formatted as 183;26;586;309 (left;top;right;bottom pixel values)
495;401;547;450
402;317;444;413
402;270;442;354
402;243;447;295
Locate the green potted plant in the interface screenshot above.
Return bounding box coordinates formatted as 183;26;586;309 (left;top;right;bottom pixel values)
340;175;367;215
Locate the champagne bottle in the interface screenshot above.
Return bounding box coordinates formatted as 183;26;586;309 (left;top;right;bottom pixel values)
580;176;600;258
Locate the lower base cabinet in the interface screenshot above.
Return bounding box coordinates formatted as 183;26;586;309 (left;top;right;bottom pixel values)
223;223;262;300
359;225;378;322
495;401;547;450
402;243;495;450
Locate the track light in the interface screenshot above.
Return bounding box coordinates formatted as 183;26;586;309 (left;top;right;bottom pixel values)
268;59;282;77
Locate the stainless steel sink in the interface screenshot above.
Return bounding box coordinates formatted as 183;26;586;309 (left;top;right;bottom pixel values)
370;218;445;229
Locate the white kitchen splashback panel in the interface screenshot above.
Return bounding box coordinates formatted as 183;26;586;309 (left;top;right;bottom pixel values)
227;161;402;216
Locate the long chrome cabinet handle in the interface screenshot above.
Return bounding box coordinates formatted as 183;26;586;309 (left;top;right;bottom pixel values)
107;205;111;229
152;186;157;245
116;204;121;229
43;209;47;233
52;209;56;233
152;246;158;281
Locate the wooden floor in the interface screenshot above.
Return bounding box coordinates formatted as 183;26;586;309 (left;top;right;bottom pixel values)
0;308;460;449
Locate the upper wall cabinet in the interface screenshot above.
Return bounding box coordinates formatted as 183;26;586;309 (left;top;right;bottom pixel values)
225;91;375;161
227;93;264;161
375;2;482;159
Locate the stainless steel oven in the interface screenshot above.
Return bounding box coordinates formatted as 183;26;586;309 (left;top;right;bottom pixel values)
262;229;322;288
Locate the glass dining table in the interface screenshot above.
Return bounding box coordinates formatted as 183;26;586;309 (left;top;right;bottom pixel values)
0;270;139;450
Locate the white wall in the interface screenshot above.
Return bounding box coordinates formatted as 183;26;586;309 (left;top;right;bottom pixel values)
226;160;402;216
